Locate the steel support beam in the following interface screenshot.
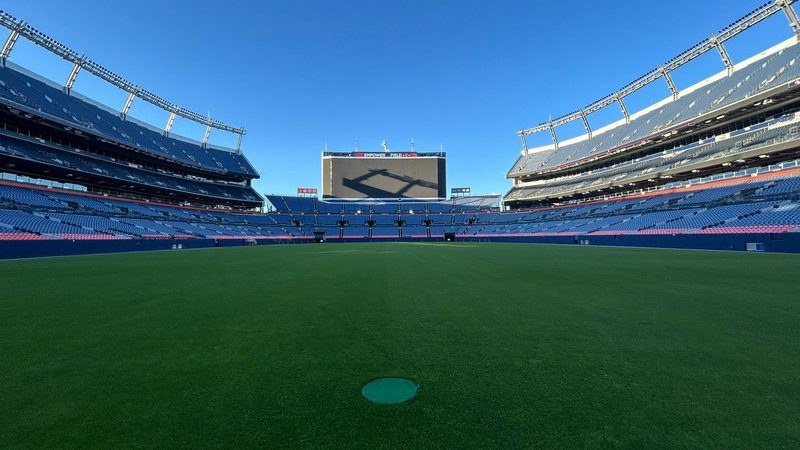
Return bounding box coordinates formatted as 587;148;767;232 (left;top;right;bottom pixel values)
0;21;23;60
780;0;800;35
121;90;136;116
615;92;630;123
660;65;679;99
164;111;177;133
711;36;734;74
202;124;212;146
519;132;528;151
235;132;243;153
580;109;592;138
548;123;558;149
64;55;85;92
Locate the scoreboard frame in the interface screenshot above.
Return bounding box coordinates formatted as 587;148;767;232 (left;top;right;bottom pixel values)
321;151;446;200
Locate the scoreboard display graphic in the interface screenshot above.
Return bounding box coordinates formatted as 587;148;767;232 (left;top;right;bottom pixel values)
322;152;446;199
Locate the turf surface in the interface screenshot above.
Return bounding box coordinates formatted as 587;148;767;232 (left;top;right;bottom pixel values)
1;242;799;448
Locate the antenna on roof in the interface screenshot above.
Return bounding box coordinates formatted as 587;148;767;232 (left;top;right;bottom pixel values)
440;143;444;152
324;142;328;152
411;138;415;152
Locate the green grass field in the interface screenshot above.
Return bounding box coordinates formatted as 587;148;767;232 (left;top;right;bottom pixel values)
1;242;799;448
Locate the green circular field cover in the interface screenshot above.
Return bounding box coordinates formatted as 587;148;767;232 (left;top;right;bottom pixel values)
361;378;418;404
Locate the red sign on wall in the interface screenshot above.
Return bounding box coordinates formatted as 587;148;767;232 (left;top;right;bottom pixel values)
297;187;318;195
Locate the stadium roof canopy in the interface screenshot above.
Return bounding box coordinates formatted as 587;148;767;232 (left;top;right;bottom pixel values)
516;0;800;150
0;10;246;151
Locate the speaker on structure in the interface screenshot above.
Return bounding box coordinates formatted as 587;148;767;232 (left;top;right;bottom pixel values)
444;232;456;242
313;230;326;243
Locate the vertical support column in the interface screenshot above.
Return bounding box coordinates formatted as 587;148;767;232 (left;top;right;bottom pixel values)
711;35;734;75
120;90;136;117
235;132;244;154
64;55;85;93
580;109;592;139
202;123;212;147
780;0;800;36
660;65;679;99
164;110;177;135
548;123;558;150
0;21;24;61
518;132;527;152
615;92;630;124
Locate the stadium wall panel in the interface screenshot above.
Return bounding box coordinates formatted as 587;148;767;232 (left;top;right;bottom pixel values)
2;233;799;259
454;234;800;253
0;238;312;260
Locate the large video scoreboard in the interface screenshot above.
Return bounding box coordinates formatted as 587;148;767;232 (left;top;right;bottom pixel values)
322;152;446;199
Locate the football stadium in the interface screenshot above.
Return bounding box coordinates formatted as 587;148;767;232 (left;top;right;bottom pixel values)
1;1;800;447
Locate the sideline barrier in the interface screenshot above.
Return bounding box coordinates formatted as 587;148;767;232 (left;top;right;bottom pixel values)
2;233;799;259
0;237;312;259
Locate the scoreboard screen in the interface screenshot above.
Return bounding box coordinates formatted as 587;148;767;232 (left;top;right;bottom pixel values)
322;152;446;199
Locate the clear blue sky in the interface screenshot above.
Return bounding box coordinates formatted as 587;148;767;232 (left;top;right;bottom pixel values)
2;1;795;196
